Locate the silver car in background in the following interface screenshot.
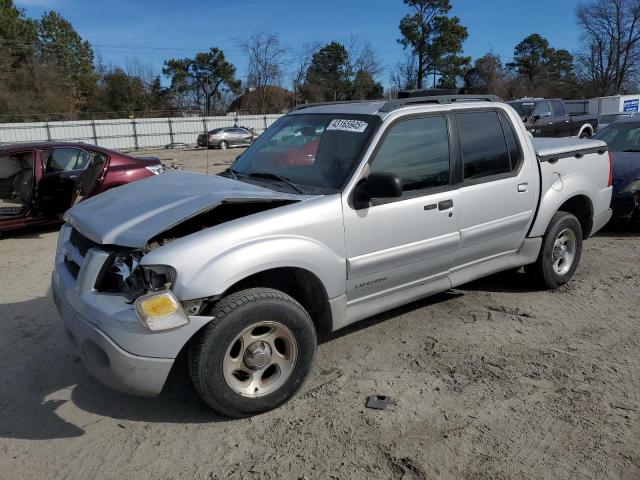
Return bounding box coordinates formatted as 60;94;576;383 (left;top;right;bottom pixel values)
197;127;255;149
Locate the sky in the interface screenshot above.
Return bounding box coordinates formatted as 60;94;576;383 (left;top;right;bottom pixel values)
14;0;583;87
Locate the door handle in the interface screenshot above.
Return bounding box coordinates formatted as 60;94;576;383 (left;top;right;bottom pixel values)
438;199;454;210
518;183;528;192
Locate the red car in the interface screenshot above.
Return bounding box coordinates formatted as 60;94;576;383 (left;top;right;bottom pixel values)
0;142;163;232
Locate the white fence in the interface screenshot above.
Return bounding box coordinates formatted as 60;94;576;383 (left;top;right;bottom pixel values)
0;113;284;151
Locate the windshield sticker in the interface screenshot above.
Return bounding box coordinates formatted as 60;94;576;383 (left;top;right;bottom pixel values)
327;119;369;133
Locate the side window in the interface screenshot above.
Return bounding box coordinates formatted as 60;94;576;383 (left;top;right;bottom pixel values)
498;112;523;170
533;101;551;117
75;150;93;170
46;148;92;172
551;101;566;117
457;111;511;180
370;116;450;193
46;148;80;172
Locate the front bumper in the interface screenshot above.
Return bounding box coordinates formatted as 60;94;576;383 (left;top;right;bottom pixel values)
52;280;173;396
51;225;213;397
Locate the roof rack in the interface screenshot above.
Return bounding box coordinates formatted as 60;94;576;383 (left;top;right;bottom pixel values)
290;99;380;112
379;94;503;113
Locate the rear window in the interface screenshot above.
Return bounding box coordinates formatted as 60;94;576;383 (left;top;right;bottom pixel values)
457;111;514;180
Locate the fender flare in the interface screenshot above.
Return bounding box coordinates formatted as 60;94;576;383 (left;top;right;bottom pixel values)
528;173;595;238
577;123;593;138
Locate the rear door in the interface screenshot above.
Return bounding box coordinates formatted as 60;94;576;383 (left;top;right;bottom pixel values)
37;147;92;216
453;109;537;270
533;101;555;137
237;128;254;145
550;100;571;137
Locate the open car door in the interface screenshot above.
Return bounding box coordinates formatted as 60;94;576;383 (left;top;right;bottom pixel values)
37;147;93;217
71;152;108;205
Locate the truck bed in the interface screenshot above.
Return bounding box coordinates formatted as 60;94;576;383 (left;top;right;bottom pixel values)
532;137;607;162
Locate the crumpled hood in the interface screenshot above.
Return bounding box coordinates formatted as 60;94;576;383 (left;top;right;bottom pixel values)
64;171;305;248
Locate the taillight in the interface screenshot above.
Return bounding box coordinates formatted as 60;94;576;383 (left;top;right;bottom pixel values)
608;151;614;187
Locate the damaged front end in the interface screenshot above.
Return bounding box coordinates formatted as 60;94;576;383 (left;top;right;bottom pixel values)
87;199;300;329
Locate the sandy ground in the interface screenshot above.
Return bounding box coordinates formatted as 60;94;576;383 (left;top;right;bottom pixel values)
0;149;639;479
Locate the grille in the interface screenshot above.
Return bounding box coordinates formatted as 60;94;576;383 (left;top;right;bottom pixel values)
69;228;99;257
64;256;81;279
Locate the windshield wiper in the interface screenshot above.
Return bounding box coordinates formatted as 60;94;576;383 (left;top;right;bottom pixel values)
245;172;306;194
224;167;238;179
622;149;640;153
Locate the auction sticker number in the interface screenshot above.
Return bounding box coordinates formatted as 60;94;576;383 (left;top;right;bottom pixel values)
327;119;369;133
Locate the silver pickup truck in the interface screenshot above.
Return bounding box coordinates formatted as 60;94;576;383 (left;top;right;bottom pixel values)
52;95;613;417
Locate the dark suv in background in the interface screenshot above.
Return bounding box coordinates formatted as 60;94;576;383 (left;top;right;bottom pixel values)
508;98;598;138
0;142;163;232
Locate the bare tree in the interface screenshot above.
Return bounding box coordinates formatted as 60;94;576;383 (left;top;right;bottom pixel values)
390;53;418;92
239;31;288;113
347;34;383;78
576;0;640;95
290;41;321;105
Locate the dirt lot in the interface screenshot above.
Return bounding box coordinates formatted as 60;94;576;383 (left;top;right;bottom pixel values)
0;149;639;479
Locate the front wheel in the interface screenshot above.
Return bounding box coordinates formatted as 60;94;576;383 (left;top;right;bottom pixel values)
526;211;583;289
219;140;228;150
579;129;592;139
188;288;317;418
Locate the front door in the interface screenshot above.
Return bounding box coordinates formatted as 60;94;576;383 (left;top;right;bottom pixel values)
343;114;460;306
453;109;537;268
38;147;92;217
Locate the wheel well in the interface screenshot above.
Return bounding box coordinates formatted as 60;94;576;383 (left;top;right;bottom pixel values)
558;195;593;238
579;124;593;137
218;267;333;335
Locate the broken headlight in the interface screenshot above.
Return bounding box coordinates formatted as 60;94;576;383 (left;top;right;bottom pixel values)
96;251;175;301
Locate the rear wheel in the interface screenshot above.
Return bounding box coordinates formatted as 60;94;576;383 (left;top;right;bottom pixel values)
219;140;228;150
527;211;583;289
188;288;317;418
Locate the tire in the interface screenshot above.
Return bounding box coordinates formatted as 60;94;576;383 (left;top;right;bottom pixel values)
579;129;592;139
188;288;317;418
219;140;228;150
527;211;583;289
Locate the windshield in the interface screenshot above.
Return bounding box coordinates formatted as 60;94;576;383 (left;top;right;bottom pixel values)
509;102;535;117
228;113;380;193
594;122;640;152
599;114;629;125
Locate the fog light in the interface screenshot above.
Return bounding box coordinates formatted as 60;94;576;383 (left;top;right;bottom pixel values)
134;290;189;332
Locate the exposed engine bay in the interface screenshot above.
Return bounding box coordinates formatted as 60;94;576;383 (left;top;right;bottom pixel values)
94;199;298;301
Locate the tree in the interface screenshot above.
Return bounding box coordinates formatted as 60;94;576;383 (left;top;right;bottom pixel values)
37;11;96;98
290;42;321;104
390;54;418;92
163;48;240;115
398;0;470;89
300;41;383;103
508;34;578;97
463;53;511;97
508;34;552;82
0;0;37;68
302;42;352;102
576;0;640;96
239;32;287;113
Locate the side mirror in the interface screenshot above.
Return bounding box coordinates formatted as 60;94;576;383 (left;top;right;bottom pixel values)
354;172;402;209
